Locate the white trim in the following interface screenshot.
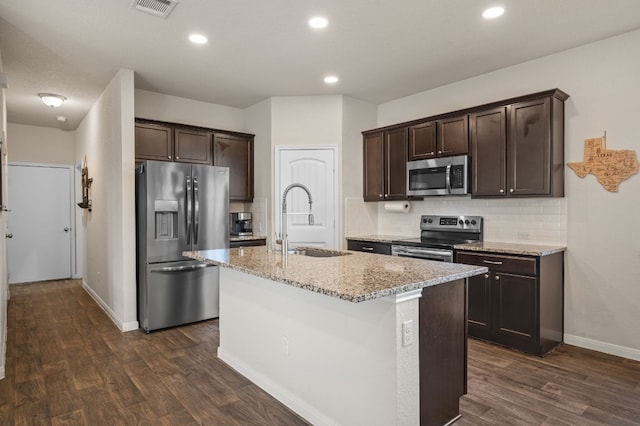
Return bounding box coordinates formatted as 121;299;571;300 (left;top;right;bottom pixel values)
385;289;423;304
564;334;640;362
0;365;4;380
7;161;78;280
274;145;340;249
82;280;139;332
218;347;338;426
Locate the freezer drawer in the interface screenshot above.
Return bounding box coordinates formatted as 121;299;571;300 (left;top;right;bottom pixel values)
139;260;220;332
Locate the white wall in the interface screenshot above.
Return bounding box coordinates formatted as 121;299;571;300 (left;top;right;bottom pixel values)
75;69;138;331
341;97;378;247
6;123;75;165
0;49;8;379
244;98;272;239
375;29;640;359
135;89;246;132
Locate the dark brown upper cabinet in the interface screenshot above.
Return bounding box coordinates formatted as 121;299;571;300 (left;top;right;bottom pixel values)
408;116;468;161
469;107;507;196
470;90;567;198
437;115;469;157
135;122;174;161
408;121;436;160
213;133;254;201
363;127;408;201
174;127;212;164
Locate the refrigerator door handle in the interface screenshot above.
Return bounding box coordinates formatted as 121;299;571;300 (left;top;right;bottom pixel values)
150;263;213;272
193;176;200;245
186;176;193;244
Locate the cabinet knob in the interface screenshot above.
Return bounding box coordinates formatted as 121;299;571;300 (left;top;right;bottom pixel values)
495;276;500;280
484;273;489;278
379;194;383;198
510;188;514;193
428;152;435;155
438;150;442;154
168;155;172;159
176;156;180;160
499;189;504;193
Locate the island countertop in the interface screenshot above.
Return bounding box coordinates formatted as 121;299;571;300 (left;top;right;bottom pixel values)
184;246;487;303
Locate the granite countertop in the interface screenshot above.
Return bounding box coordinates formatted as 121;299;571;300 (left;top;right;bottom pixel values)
454;241;566;256
184;246;486;303
229;235;267;242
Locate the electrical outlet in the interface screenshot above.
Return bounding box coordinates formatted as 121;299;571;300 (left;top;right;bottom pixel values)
517;231;531;240
402;320;413;347
282;336;289;356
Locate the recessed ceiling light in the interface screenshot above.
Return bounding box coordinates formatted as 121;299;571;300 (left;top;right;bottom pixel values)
309;16;329;29
324;75;338;84
189;34;208;44
482;6;504;19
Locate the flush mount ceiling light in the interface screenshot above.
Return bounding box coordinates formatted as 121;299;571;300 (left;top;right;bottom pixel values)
324;75;339;84
38;93;66;108
189;33;208;44
482;6;505;19
309;16;329;29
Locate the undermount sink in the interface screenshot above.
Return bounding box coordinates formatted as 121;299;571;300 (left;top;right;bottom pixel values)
291;248;352;258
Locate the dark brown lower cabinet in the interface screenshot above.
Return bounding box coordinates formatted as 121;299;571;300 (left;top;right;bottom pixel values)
229;238;266;248
456;250;564;356
346;239;392;255
420;279;466;426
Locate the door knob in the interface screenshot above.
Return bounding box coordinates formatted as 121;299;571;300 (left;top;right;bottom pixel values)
5;233;13;239
64;227;70;232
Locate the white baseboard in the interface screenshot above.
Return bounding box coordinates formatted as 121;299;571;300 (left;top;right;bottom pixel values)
0;365;4;380
218;347;337;426
82;280;139;333
564;334;640;361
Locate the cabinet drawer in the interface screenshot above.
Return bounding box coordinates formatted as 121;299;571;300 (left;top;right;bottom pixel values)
456;251;536;276
347;240;391;255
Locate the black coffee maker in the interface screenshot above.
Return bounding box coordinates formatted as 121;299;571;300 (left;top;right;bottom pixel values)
230;212;253;236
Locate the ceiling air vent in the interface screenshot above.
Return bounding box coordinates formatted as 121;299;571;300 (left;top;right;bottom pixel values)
131;0;178;19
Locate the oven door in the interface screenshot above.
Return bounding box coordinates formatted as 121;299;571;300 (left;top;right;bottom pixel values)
391;245;453;262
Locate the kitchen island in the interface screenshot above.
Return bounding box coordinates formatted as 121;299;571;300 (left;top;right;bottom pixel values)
184;246;487;426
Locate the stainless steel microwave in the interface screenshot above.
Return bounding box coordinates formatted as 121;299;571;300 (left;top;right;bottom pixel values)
407;155;470;196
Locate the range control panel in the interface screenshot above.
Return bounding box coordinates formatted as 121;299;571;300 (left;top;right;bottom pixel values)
420;215;483;232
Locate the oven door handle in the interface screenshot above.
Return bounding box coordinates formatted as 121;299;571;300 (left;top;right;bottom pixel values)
393;247;452;261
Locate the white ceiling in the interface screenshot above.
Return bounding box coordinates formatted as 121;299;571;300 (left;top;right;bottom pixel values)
2;0;640;130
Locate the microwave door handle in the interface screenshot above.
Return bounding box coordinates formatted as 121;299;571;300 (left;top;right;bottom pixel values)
186;176;192;244
193;177;199;245
445;163;452;194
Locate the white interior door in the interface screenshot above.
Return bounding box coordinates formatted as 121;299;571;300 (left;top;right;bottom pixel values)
276;147;337;249
7;164;72;283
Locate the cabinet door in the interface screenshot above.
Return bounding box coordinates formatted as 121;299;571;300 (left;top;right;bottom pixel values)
437;115;469;157
470;107;507;196
363;132;385;201
213;134;254;201
508;98;551;195
493;272;537;350
135;122;173;161
467;272;493;340
384;127;408;200
175;128;212;164
408;121;436;160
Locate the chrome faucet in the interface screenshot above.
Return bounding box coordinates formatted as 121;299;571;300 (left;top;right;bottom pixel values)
278;183;314;255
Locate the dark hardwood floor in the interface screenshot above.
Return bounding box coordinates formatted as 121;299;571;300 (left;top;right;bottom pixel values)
1;279;639;425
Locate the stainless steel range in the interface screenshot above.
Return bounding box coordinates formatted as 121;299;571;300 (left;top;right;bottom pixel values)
391;215;483;262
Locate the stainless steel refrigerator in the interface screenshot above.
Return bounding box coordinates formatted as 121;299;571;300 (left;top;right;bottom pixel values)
136;160;229;332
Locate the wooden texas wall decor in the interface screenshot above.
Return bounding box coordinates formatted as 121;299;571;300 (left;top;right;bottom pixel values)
567;135;639;192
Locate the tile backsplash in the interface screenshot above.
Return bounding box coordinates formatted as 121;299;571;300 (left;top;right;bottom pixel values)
375;197;567;245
